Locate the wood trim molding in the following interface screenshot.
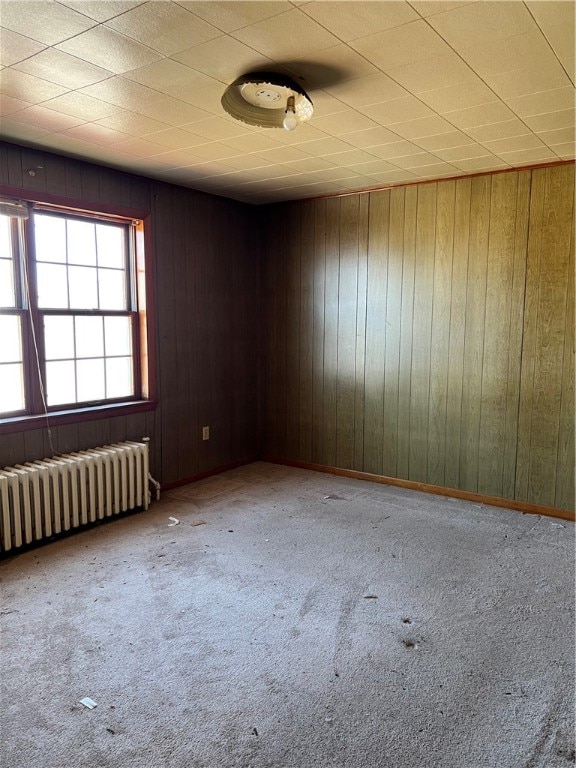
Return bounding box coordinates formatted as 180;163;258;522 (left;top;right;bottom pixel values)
263;457;576;522
288;158;576;205
161;456;258;491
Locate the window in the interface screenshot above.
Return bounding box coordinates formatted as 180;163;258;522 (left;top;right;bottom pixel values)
0;198;152;426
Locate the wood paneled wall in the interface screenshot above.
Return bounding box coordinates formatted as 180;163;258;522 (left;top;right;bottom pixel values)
262;164;575;511
0;142;260;485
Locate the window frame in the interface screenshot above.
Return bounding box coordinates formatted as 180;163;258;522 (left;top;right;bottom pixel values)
0;185;156;435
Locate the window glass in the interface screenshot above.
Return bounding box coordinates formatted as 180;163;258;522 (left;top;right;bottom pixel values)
0;315;22;363
34;215;66;263
0;363;25;413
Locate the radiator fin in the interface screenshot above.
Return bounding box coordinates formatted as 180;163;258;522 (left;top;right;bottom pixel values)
0;441;150;553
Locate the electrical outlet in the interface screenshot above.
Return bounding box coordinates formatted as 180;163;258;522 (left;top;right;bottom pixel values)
202;426;210;441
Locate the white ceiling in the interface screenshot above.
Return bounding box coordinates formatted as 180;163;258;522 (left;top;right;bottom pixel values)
0;0;574;204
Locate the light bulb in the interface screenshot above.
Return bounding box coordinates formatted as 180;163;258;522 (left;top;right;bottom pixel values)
283;94;298;131
283;109;297;131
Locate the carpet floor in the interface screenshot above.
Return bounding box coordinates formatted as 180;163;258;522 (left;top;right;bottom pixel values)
1;462;574;768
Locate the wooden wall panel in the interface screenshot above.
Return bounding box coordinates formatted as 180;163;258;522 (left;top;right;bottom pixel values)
262;164;575;511
0;142;260;486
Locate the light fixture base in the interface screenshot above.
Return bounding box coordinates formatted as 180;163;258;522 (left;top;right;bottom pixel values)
221;71;313;130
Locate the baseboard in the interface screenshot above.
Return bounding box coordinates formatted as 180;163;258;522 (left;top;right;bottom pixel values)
161;456;258;492
263;456;575;523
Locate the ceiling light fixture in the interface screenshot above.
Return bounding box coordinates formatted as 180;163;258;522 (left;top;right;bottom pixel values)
221;71;313;131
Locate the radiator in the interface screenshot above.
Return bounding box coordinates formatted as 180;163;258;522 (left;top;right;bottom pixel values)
0;441;149;553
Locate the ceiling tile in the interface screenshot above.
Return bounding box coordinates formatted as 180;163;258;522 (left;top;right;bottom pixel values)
80;77;166;110
41;92;122;121
495;146;557;165
408;1;474;17
0;117;51;141
299;1;418;42
460;31;557;80
415;130;477;151
406;161;458;177
13;49;113;89
57;2;147;23
178;1;292;33
369;140;424;159
122;59;220;107
536;127;576;147
464;119;531;142
139;127;209;150
180;116;250;140
326;148;380;166
504;87;576;118
105;1;221;56
361;96;434;125
391;152;442;169
224;133;283;153
426;2;536;51
365;168;417;184
0;69;68;103
433;143;493;161
130;96;214;126
56;26;163;74
444;101;515;129
173;36;272;82
255;145;314;163
0;94;32;116
0;1;96;45
96;111;171;136
288;45;379;86
113;136;171;157
183;142;241;161
220;154;275;171
485;61;571;100
389;115;455;140
345;159;398;175
548;142;575;159
481;133;545;154
60;123;130;145
338;126;402;148
283;156;336;173
451;155;510;171
309;90;351;117
311;110;379;136
523;110;575;133
525;1;575;65
295;136;353;157
385;52;477;94
324;74;408;109
231;9;339;59
0;29;46;66
417;81;499;114
350;20;453;70
7;104;85;131
305;166;357;181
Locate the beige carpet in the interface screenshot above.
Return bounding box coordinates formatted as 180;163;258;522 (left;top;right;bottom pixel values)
1;462;574;768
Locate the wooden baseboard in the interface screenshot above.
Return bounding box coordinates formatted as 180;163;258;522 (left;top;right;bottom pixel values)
161;456;258;492
263;457;575;522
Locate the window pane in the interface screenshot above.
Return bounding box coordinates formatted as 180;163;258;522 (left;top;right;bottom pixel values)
67;219;96;266
34;215;66;263
46;360;76;406
106;357;133;399
0;259;15;307
98;268;126;310
44;315;74;360
104;316;132;357
0;215;11;259
75;315;104;358
69;266;98;309
37;263;68;308
96;224;125;268
0;315;22;363
77;358;105;402
0;362;25;413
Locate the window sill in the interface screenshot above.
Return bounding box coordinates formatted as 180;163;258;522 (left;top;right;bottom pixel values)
0;399;157;435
